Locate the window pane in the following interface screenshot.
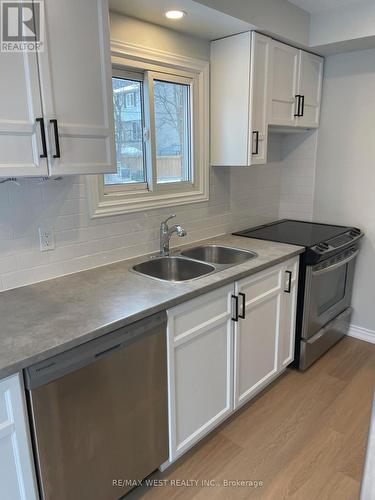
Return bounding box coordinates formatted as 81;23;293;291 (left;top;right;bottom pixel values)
105;77;146;186
154;80;191;184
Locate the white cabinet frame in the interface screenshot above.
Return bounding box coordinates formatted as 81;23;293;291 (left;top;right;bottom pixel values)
0;373;38;500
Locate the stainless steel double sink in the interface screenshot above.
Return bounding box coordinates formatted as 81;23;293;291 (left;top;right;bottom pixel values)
132;245;257;282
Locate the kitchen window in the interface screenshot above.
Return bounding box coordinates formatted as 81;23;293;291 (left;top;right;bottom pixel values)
88;42;209;217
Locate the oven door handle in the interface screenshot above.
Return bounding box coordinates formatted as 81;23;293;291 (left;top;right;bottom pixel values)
312;250;359;276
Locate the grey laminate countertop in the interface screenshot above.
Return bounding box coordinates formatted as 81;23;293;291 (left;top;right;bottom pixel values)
0;234;304;379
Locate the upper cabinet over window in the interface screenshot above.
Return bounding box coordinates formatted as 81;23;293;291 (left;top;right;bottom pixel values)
210;31;323;167
0;0;116;178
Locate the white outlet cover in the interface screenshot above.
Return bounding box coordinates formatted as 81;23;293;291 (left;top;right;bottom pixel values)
38;227;55;252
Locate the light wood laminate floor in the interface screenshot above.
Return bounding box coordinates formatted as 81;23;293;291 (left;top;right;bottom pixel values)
127;338;375;500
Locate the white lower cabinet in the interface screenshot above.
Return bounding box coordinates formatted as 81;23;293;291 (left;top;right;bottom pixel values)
234;265;283;409
280;258;299;369
0;373;38;500
167;285;233;461
166;257;299;463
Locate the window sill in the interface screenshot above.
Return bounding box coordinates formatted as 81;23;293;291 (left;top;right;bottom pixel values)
87;179;209;218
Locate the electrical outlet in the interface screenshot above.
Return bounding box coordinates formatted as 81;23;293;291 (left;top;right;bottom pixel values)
38;227;55;252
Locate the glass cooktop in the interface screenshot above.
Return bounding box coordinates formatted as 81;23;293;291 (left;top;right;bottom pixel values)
234;220;352;248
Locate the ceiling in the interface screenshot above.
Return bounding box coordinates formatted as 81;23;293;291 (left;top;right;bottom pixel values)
109;0;254;40
288;0;368;14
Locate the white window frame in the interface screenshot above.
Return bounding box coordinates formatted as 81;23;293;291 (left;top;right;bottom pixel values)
87;41;209;218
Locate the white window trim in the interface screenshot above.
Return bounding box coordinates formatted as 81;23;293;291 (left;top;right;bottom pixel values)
87;40;209;218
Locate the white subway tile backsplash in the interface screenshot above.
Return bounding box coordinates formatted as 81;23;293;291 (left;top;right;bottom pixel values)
0;131;318;291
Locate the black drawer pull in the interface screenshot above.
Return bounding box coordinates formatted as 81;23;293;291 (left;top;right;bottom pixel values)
50;119;61;158
36;117;47;158
238;292;246;319
284;270;292;293
252;130;259;155
231;295;239;322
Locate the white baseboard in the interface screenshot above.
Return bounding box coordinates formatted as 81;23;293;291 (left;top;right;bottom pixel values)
347;324;375;344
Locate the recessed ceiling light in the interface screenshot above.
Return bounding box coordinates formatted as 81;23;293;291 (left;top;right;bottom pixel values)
165;10;186;20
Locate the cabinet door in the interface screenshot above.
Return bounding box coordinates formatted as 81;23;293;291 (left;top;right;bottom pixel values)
234;265;283;410
210;32;251;166
0;51;48;177
269;40;299;127
167;285;233;460
0;374;38;500
296;51;323;128
279;258;299;369
36;0;116;175
248;32;271;165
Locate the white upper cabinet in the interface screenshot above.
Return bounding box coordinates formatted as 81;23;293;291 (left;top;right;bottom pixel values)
37;0;115;176
268;41;299;127
296;51;324;128
269;40;323;129
248;32;271;165
0;0;115;177
0;51;48;177
210;32;271;167
210;31;324;167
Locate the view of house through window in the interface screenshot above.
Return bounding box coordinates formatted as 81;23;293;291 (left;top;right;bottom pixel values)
154;80;191;183
105;72;192;189
105;77;146;186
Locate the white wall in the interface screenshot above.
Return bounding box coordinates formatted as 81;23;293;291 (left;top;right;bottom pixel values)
0;15;284;292
313;48;375;332
194;0;310;46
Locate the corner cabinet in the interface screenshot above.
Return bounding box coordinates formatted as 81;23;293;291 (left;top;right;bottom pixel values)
166;257;299;464
0;373;38;500
211;32;271;167
0;0;116;177
210;31;323;167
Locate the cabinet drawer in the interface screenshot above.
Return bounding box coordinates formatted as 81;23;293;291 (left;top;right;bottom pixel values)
240;266;282;302
168;286;232;340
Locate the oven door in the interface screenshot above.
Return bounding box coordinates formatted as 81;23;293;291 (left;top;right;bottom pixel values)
302;248;358;340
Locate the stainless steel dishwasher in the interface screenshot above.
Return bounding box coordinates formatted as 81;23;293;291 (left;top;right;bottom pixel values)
24;311;168;500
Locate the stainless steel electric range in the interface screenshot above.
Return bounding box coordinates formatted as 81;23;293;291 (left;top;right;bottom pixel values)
234;220;364;370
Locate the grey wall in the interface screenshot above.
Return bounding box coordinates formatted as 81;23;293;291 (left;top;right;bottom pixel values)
313;48;375;332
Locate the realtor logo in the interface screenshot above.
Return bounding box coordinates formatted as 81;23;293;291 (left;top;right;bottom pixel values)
1;1;44;52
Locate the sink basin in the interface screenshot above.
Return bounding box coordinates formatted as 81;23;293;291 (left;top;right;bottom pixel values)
132;256;215;282
180;245;257;265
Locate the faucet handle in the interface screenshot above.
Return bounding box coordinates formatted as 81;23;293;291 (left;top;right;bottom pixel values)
161;214;176;225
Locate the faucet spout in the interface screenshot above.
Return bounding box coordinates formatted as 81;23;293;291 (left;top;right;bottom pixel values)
160;216;187;256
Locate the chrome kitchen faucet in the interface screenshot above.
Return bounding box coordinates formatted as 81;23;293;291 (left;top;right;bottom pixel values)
160;214;187;256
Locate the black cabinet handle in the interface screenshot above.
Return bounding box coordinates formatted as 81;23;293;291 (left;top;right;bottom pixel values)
252;131;259;155
231;295;239;322
300;95;305;117
50;119;61;158
284;271;292;293
294;95;301;117
36;118;47;158
238;293;246;319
